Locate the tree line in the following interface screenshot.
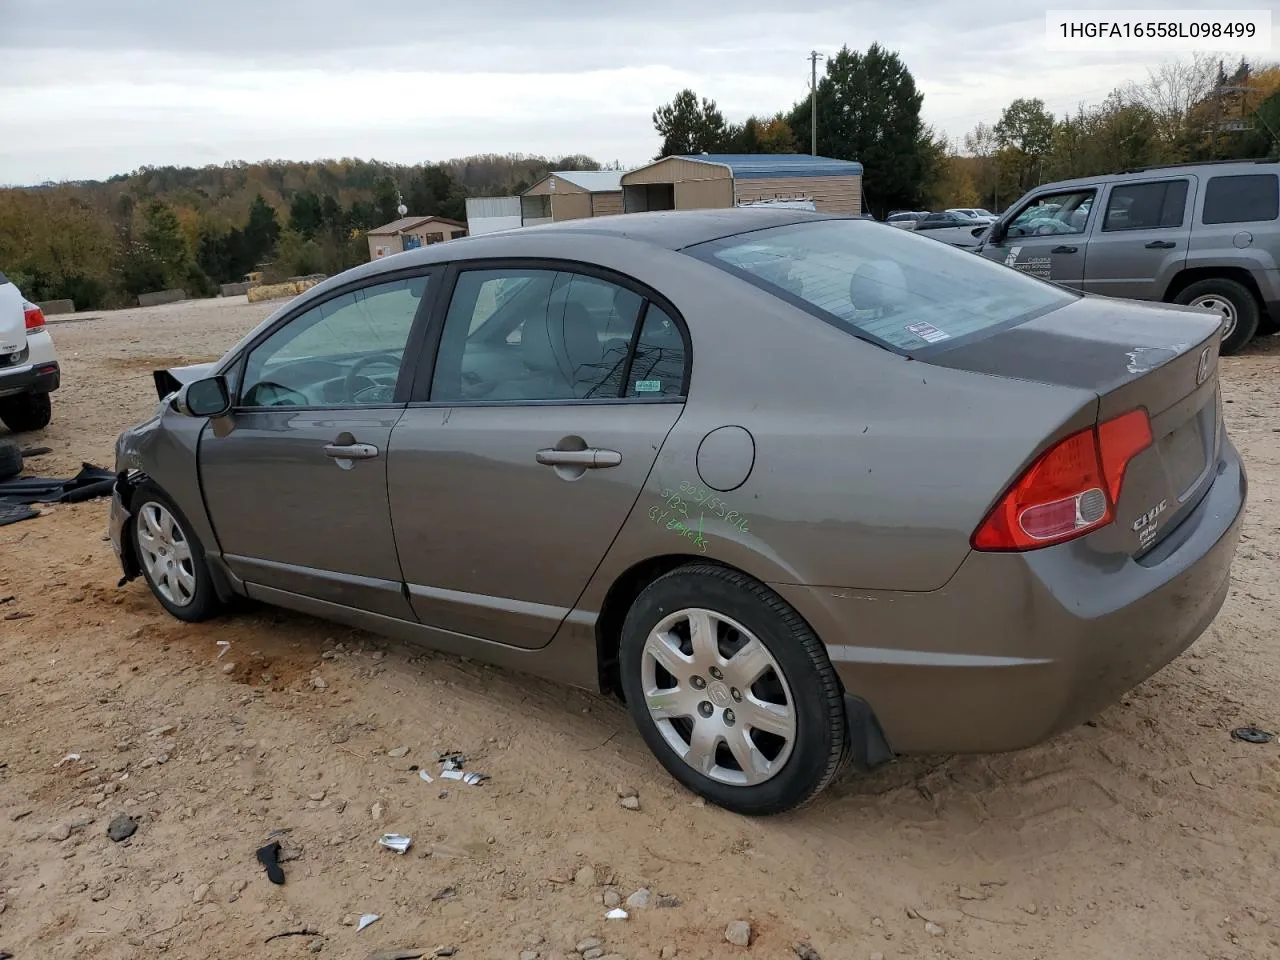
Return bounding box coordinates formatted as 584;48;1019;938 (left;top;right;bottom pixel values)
654;51;1279;217
0;154;602;309
652;43;947;218
941;57;1279;213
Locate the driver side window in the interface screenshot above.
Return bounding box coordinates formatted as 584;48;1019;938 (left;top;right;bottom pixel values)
240;275;428;408
1007;189;1096;238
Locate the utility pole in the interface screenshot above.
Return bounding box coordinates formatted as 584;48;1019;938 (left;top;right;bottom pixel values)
809;50;825;156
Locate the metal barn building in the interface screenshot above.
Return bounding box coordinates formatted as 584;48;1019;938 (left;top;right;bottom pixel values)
520;170;625;225
620;154;864;214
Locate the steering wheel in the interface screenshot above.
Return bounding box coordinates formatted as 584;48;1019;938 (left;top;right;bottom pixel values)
344;353;402;403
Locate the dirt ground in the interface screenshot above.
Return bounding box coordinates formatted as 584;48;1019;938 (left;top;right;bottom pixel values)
2;295;1279;960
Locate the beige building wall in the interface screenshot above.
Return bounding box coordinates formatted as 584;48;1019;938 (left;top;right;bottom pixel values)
735;175;862;214
551;193;593;221
590;191;624;216
675;178;734;210
525;176;588;197
621;157;732;185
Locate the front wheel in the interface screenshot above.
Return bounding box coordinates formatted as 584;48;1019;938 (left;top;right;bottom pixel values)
619;564;847;815
1175;278;1260;355
132;488;224;622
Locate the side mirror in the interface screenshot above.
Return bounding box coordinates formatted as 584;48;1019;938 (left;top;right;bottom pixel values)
174;376;231;418
987;221;1007;245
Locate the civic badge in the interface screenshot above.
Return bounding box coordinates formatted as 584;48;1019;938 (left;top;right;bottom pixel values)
1195;346;1211;386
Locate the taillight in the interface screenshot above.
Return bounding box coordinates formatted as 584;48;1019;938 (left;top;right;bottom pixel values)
23;304;45;332
973;409;1153;551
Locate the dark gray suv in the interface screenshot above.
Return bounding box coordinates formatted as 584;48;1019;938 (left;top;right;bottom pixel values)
977;160;1280;354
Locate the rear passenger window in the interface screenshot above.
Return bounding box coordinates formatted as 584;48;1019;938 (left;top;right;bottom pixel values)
1202;174;1280;224
1102;180;1189;231
625;305;687;398
429;268;686;403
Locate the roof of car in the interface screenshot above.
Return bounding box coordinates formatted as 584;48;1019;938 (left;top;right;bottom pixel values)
1031;158;1279;193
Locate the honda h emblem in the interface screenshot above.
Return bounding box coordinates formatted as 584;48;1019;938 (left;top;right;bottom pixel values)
1195;346;1211;386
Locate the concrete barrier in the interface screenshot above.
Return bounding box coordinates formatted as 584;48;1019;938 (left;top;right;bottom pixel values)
246;278;323;304
137;289;187;308
37;299;75;315
219;281;253;297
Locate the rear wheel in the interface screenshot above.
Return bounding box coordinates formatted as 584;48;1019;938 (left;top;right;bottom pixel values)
1175;278;1259;355
132;488;223;622
0;439;21;481
619;564;846;815
0;392;52;433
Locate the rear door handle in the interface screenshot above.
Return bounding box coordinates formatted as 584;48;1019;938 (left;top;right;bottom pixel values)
324;442;379;460
536;448;622;468
1051;245;1078;254
1145;240;1176;249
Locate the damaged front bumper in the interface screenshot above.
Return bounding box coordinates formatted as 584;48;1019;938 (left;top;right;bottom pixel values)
108;473;142;586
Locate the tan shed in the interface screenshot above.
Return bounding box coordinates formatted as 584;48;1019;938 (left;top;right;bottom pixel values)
621;154;864;214
367;216;468;260
521;170;624;223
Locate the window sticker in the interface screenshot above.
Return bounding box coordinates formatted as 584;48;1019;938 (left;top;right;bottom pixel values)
906;321;950;343
635;379;662;393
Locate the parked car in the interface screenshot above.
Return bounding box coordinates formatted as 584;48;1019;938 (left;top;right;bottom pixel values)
947;207;997;223
913;211;990;247
0;273;59;433
885;211;929;230
109;209;1244;815
976;159;1280;353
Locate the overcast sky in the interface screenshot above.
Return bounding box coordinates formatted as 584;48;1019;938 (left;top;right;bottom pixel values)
1;1;1274;185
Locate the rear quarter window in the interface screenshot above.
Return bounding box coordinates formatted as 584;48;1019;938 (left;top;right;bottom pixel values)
691;219;1075;355
1202;173;1280;225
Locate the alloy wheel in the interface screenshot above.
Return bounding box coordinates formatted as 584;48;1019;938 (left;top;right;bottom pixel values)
640;607;796;786
1189;294;1238;341
136;502;196;607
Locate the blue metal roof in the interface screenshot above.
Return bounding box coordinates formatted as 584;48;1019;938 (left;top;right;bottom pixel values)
678;153;863;179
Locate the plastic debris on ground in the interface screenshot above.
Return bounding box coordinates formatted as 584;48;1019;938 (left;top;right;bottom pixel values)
439;769;488;785
437;752;466;771
379;833;413;854
216;640;231;659
256;841;286;884
55;752;81;767
605;908;629;920
1231;726;1275;744
357;913;380;932
418;769;434;783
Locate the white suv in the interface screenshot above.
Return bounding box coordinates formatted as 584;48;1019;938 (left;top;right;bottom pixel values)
0;272;59;432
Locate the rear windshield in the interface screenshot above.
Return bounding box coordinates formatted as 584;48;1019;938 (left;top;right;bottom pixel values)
690;219;1075;354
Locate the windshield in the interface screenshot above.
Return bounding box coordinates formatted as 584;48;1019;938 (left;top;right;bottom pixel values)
690;219;1076;354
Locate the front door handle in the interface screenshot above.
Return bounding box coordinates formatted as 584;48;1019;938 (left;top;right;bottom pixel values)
324;442;379;460
1145;240;1176;249
536;448;622;468
1051;245;1078;254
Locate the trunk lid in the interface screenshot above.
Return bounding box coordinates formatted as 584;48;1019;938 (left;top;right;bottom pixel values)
0;276;28;358
929;295;1223;556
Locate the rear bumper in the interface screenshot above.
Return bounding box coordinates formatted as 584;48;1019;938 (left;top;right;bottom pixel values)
774;440;1247;755
0;360;59;398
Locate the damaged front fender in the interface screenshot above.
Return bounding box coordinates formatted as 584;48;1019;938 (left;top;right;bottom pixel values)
109;471;143;587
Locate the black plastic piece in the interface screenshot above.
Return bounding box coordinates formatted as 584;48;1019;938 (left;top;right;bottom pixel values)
843;693;894;770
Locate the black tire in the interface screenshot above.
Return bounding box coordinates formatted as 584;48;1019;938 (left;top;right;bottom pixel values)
130;485;224;622
1174;278;1260;355
618;563;846;816
0;438;21;481
0;392;52;433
